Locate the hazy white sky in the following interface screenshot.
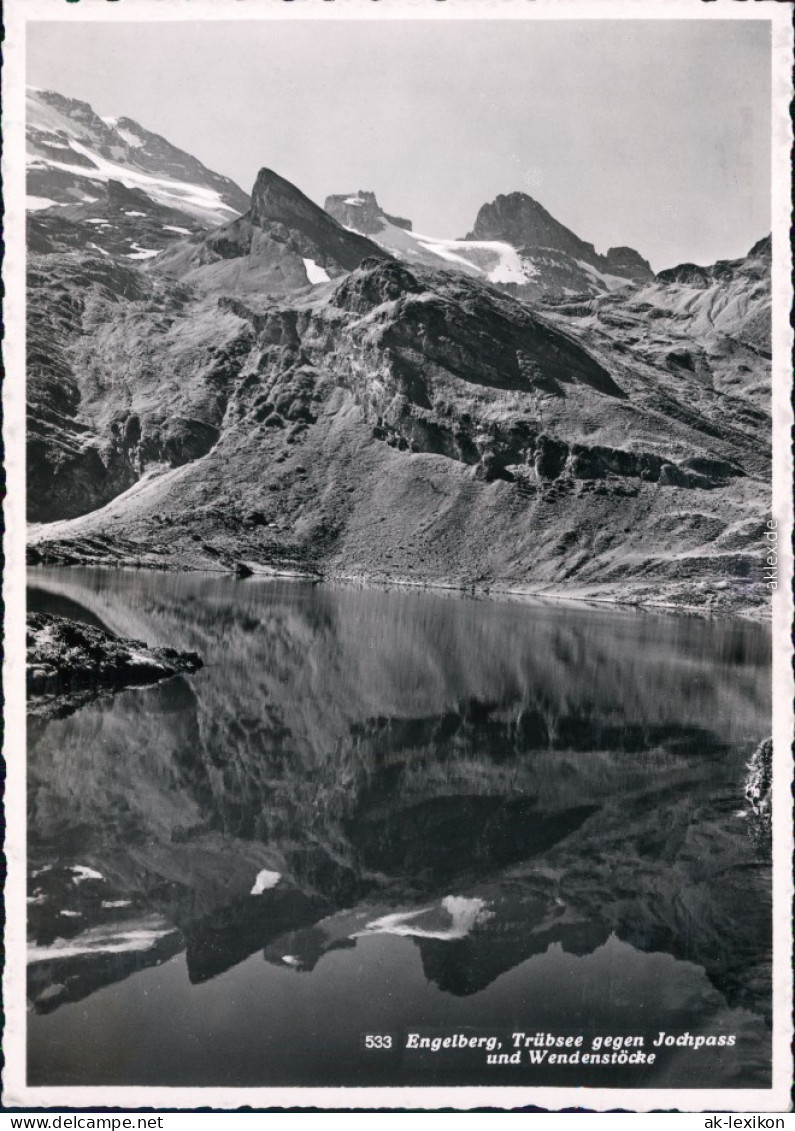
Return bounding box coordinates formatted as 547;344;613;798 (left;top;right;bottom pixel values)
27;18;771;271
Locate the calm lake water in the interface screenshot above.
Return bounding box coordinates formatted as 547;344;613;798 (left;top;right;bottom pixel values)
26;568;772;1089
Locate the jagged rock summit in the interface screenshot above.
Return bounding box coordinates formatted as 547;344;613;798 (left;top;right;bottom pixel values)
324;190;413;235
466;191;653;282
249;169;387;271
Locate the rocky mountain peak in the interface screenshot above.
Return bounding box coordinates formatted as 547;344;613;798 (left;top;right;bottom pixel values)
466;191;653;282
250;167;325;230
466;191;588;254
748;234;772;261
244;168;391;274
324;191;413;236
151;168;392;297
604;246;653;274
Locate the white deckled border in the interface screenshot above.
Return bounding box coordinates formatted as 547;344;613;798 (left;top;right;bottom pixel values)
2;0;792;1114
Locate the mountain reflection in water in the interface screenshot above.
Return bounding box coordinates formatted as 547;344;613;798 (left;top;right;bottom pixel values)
26;569;771;1088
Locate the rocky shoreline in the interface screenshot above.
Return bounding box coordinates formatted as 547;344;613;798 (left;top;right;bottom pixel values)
744;736;772;852
27;611;203;720
27;542;771;620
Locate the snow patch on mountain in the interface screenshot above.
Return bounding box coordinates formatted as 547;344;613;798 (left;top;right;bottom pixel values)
29;922;176;962
364;218;519;284
251;869;281;895
35;137;240;226
26;87;249;228
575;259;632;292
126;244;160;261
302;257;331;284
115;126;145;149
27;196;61;211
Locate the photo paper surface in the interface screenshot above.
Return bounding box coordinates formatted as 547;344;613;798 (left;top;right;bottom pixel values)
3;0;793;1112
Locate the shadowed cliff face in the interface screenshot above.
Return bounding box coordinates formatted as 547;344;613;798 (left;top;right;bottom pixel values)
249;169;387;271
27;570;771;1066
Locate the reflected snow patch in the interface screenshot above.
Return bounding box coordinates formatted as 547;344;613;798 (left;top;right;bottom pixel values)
28;921;175;963
70;865;104;884
356;896;492;941
251;869;281;895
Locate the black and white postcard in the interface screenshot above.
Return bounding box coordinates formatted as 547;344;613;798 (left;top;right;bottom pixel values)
3;0;793;1112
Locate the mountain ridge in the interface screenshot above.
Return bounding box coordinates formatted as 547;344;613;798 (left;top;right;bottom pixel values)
26;87;251;258
27;87;250;221
323;187;653;301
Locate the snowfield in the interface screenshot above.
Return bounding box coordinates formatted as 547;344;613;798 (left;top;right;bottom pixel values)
26;88;242;227
355;218;542;287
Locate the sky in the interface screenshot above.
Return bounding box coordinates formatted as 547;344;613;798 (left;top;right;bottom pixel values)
27;18;772;271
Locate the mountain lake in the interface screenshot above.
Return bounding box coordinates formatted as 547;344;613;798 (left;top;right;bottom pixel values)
25;568;772;1089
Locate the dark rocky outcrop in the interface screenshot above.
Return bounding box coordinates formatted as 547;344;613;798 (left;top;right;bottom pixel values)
27;612;203;719
744;737;772;850
604;245;653;275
